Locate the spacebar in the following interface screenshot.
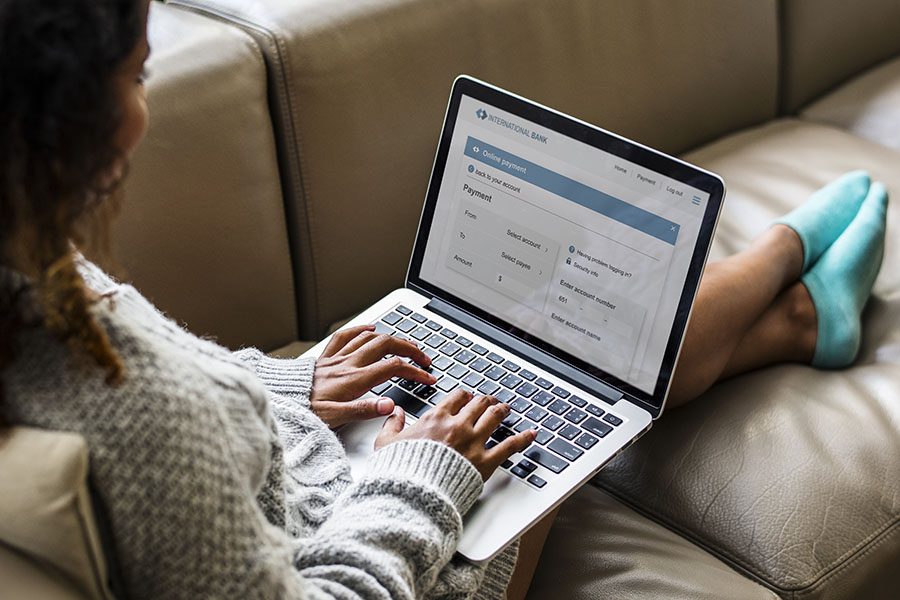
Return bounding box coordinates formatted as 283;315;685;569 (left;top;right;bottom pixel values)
382;386;431;418
524;447;568;474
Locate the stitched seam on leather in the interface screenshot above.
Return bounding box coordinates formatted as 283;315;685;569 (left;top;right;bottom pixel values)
167;1;318;338
793;519;900;598
596;481;899;594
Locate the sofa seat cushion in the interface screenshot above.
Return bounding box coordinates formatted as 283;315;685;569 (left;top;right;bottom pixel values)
595;119;900;599
0;427;112;600
528;485;777;600
802;57;900;151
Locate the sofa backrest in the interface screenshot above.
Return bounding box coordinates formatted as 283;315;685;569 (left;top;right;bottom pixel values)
114;2;298;351
168;0;780;338
780;0;900;112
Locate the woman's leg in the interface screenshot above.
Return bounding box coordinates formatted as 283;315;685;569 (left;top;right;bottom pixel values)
666;225;814;408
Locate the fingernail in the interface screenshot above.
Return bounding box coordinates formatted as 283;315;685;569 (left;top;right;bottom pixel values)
377;398;394;414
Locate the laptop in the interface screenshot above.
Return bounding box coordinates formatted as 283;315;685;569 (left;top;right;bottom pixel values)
301;75;725;563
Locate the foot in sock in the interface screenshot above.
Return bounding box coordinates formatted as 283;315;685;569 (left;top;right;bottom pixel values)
802;181;889;368
775;170;871;271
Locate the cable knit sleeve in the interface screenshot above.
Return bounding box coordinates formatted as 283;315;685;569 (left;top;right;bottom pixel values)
233;348;316;406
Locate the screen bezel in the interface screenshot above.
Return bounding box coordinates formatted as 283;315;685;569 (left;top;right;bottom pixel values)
406;76;724;418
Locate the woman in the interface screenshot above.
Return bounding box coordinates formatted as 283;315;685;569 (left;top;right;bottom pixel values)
0;1;888;599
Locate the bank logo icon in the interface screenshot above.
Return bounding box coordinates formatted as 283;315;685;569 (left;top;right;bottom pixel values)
476;108;488;120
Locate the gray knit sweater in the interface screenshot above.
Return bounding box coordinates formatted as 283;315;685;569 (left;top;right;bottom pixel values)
1;260;517;599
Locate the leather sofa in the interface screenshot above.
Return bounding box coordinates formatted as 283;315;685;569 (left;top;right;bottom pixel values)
2;0;898;598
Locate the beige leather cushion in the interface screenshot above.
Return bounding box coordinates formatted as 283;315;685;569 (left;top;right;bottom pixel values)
0;428;111;600
596;120;900;599
169;0;779;338
803;57;900;151
780;0;900;112
528;485;778;600
115;2;297;351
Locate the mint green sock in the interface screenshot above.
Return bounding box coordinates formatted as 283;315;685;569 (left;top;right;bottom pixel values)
802;181;888;368
775;170;871;271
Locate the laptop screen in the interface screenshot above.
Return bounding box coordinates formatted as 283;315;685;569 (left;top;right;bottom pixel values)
409;77;723;412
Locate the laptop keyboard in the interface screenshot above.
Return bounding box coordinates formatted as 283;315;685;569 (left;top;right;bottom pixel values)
369;305;626;489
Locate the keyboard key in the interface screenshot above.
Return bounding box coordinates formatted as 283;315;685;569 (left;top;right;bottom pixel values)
603;413;623;426
440;328;457;339
509;397;531;413
372;381;391;395
491;427;516;441
478;381;500;395
551;386;570;398
396;305;412;315
411;326;431;340
575;432;599;450
535;377;553;390
535;429;553;445
517;459;537;473
383;386;430;418
485;439;498;449
486;352;505;363
471;344;488;355
425;319;442;331
462;372;483;388
436;377;458;393
547;399;570;415
485;366;506;381
524;447;568;474
399;379;418;391
411;312;427;323
469;358;491;372
440;342;461;356
456;336;473;347
586;404;605;417
542;415;564;431
510;465;531;478
382;312;402;325
525;406;548;422
516;382;538;398
583;417;613;438
448;364;468;379
532;391;555;406
514;419;538;432
432;356;453;371
396;319;417;333
558;424;581;440
425;333;445;348
374;322;392;335
548;438;584;461
502;412;522;427
423;348;439;360
564;408;588;424
501;458;513;468
569;395;587;408
455;349;476;364
415;385;438;401
527;474;547;488
518;369;537;381
502;360;520;372
500;374;523;389
496;389;515;403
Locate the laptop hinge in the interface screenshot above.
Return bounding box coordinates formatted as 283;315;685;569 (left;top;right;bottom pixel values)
426;297;624;404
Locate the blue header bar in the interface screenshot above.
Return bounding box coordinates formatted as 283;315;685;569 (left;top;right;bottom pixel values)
464;137;679;245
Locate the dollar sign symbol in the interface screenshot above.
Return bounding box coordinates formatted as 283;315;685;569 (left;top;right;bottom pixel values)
498;275;503;282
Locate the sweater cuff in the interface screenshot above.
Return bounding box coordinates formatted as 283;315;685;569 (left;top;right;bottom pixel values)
367;439;483;516
233;349;316;407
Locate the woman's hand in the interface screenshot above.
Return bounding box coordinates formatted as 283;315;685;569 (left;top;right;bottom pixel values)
374;389;537;481
311;325;436;428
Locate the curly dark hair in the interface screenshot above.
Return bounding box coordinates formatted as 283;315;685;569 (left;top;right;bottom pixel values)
0;0;146;413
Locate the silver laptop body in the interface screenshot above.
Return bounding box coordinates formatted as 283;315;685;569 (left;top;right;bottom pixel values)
302;76;725;563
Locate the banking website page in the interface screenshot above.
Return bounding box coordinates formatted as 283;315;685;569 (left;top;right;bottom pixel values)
419;95;709;394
